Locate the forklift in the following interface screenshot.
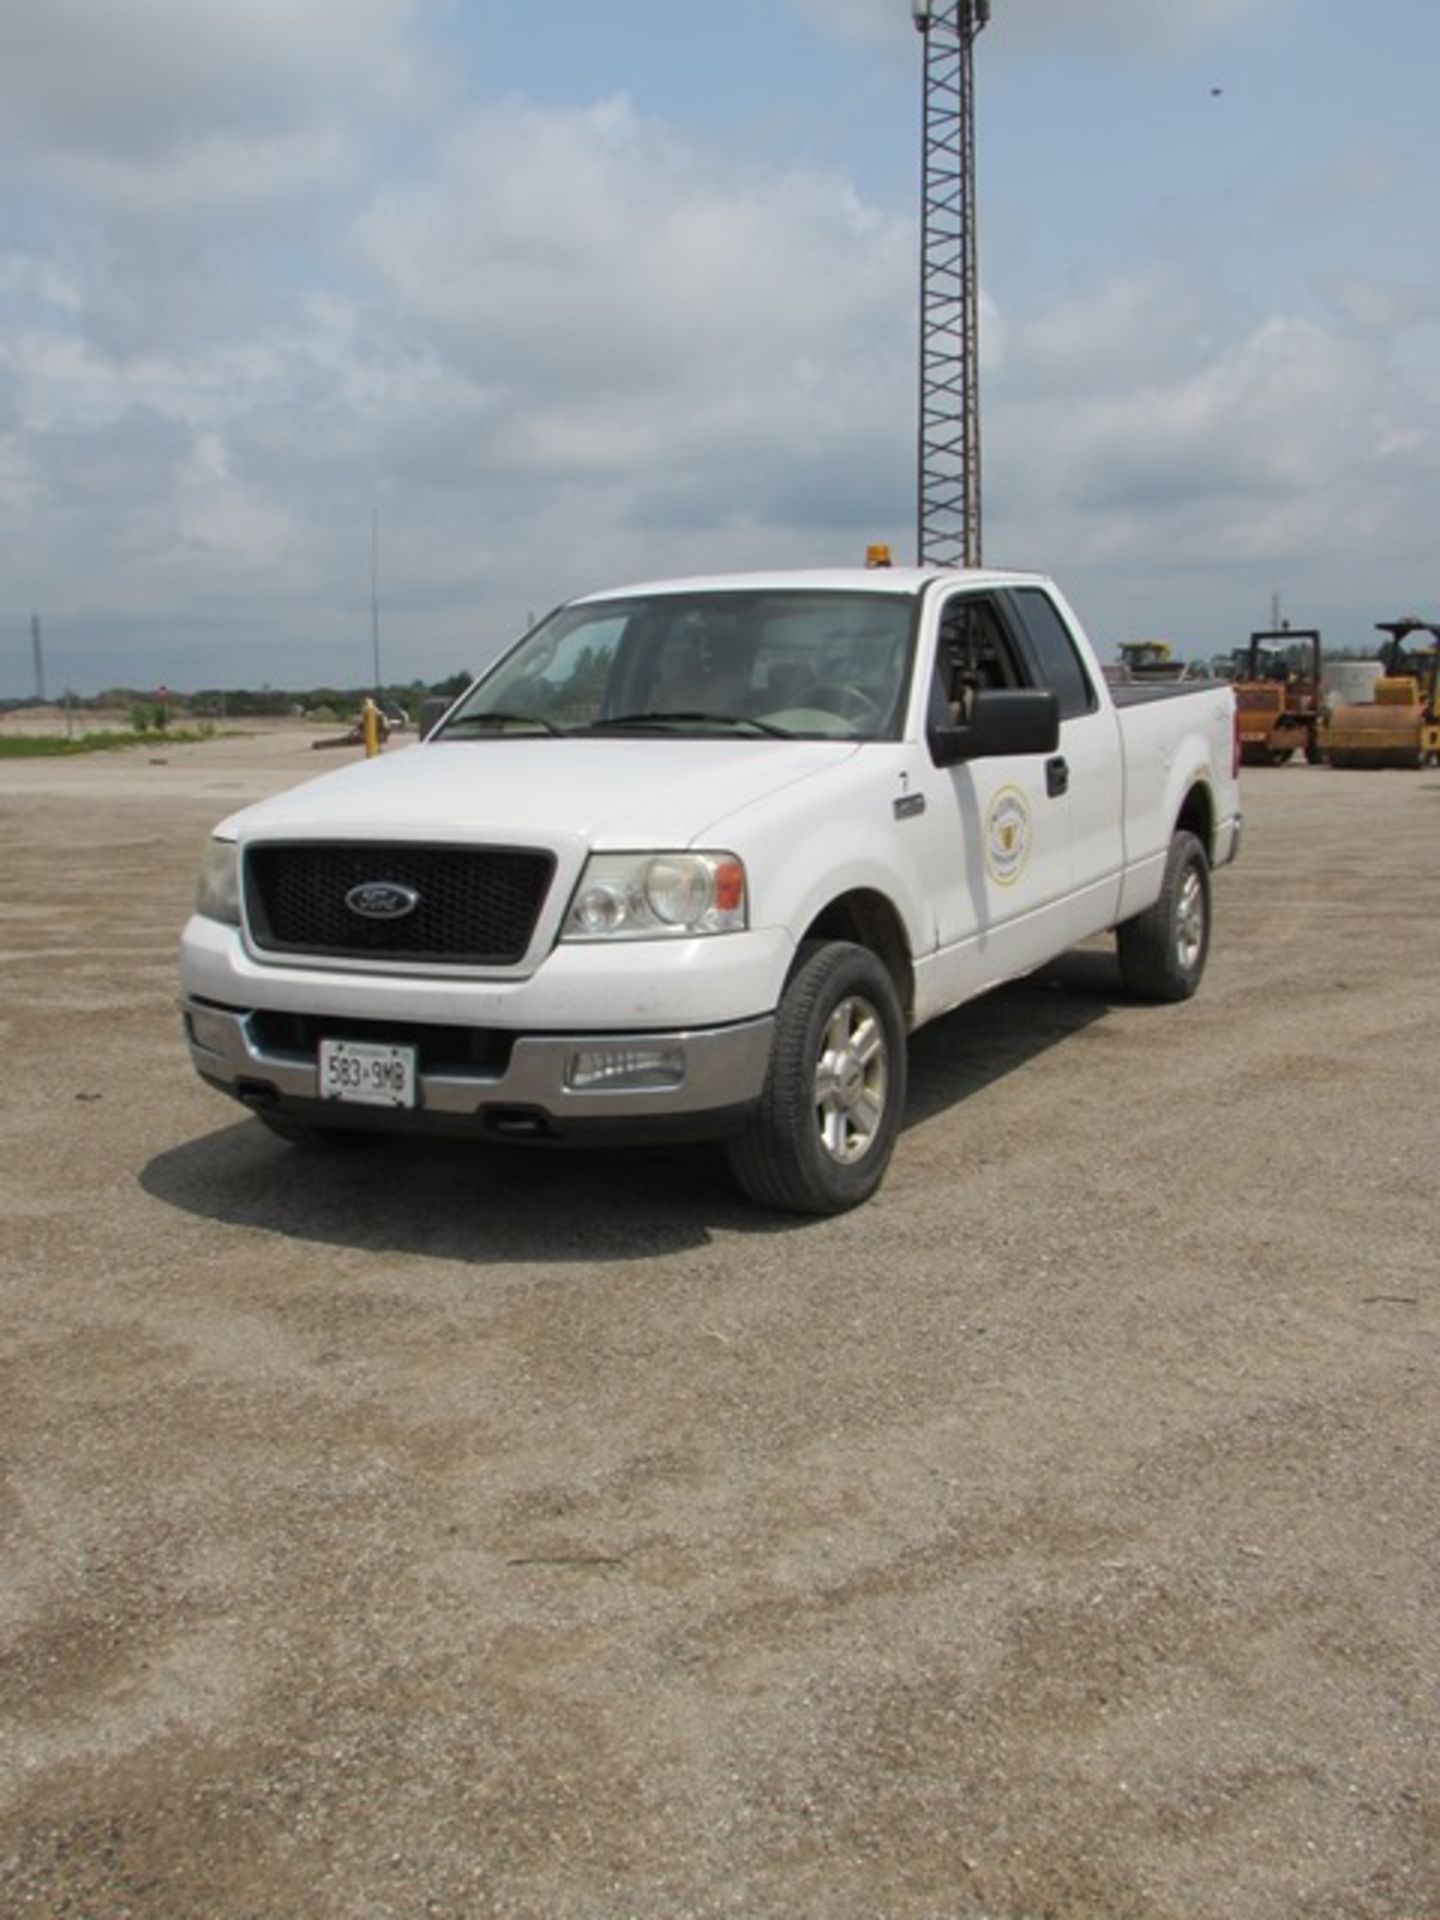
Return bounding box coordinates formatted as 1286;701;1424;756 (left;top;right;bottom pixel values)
1321;618;1440;769
1232;627;1323;766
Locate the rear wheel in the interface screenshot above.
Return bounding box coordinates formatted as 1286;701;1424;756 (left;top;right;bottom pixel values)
1116;830;1211;1002
727;940;906;1215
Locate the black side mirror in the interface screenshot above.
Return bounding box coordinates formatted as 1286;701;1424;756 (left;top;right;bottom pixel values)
419;696;451;740
929;688;1060;766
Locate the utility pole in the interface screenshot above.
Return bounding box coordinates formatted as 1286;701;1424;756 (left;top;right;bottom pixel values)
913;0;990;570
31;614;46;704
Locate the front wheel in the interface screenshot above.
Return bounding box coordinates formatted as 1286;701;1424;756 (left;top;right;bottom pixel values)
1115;830;1211;1002
726;940;907;1215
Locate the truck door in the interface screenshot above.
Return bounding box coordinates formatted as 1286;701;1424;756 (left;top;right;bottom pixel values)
916;586;1076;1000
1002;584;1126;943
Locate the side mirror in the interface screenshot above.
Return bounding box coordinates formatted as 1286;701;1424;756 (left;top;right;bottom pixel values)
929;688;1060;766
419;696;451;740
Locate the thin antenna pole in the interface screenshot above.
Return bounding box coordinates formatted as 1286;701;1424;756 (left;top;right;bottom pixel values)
370;506;382;693
31;614;46;704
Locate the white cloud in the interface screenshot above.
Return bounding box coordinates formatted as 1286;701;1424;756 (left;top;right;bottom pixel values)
0;0;442;362
0;0;435;165
50;125;361;219
793;0;1288;52
995;0;1288;47
0;0;1431;691
350;95;915;505
983;272;1440;648
1323;276;1440;341
0;255;82;311
362;97;899;368
0;78;924;687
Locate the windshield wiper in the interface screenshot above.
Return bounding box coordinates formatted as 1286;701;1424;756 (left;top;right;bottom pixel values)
439;711;564;736
576;710;794;738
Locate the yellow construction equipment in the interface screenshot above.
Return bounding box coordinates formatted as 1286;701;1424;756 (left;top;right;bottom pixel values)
1116;640;1182;678
1232;627;1323;766
1322;618;1440;769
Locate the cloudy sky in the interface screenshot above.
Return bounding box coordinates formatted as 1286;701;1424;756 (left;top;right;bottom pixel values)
2;0;1437;696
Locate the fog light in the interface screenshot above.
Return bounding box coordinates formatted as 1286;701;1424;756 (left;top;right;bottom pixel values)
566;1045;686;1092
186;1006;234;1054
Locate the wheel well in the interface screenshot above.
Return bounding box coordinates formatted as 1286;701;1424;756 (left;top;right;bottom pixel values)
1175;781;1216;864
797;890;915;1023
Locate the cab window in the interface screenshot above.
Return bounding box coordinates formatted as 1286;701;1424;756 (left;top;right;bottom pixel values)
932;594;1027;722
1007;588;1097;721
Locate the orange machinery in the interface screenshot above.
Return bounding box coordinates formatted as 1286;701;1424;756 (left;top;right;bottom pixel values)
1232;627;1323;766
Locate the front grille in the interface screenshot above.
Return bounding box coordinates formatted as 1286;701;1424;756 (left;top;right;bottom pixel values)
1235;687;1283;713
245;843;555;965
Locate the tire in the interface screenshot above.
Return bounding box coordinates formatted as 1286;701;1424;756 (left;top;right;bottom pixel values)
726;940;907;1216
1115;830;1211;1002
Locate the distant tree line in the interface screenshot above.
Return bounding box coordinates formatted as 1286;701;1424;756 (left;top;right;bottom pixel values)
2;673;474;720
183;673;474;719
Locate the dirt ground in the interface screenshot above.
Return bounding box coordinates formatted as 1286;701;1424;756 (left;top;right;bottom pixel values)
0;722;1435;1920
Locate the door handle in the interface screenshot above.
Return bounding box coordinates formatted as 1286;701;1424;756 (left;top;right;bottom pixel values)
1046;755;1069;797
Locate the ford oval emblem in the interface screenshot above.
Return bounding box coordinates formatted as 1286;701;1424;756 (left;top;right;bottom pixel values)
345;880;421;920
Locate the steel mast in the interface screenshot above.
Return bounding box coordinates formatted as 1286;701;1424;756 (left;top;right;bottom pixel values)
913;0;990;569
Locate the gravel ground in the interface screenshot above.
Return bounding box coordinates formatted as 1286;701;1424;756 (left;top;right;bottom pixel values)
0;723;1435;1919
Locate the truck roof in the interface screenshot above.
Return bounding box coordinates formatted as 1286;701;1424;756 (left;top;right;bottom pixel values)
571;565;1054;603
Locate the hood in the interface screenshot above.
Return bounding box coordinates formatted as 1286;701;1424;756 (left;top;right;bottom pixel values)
217;735;858;851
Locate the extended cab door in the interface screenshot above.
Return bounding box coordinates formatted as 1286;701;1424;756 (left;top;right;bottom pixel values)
911;584;1076;1002
1001;584;1126;942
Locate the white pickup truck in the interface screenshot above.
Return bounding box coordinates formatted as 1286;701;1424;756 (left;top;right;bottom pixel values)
181;566;1240;1213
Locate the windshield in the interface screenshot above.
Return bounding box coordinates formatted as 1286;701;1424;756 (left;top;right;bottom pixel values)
440;590;917;741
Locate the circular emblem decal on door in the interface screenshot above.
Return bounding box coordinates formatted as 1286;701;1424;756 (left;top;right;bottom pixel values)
984;786;1032;886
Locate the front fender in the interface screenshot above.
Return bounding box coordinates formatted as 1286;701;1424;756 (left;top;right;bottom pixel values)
720;747;934;963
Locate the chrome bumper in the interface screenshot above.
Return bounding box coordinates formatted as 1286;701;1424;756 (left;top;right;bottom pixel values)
182;997;774;1131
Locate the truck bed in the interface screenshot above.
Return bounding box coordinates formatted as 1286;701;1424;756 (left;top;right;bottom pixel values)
1110;677;1217;706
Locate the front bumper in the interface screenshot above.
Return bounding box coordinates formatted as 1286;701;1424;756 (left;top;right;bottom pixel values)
182;997;775;1144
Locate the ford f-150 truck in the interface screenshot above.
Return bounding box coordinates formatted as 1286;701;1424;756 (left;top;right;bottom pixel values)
181;566;1241;1213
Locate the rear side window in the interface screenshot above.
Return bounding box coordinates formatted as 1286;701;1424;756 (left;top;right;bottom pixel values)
1008;588;1097;721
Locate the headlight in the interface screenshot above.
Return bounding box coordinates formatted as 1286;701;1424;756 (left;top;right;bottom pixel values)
563;852;746;940
195;837;241;926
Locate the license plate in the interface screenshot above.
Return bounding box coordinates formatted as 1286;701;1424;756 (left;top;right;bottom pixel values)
318;1038;418;1108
